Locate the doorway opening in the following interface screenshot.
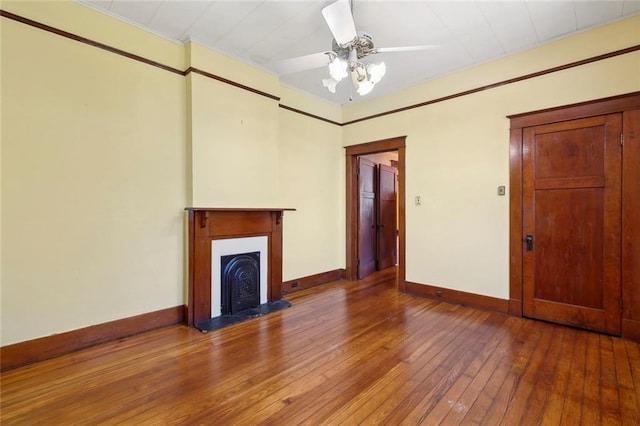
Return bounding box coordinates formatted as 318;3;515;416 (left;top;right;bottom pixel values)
345;136;406;292
357;153;398;279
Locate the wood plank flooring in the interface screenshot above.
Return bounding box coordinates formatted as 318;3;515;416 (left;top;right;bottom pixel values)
2;268;639;425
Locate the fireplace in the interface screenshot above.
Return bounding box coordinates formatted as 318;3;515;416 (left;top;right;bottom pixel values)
185;208;294;331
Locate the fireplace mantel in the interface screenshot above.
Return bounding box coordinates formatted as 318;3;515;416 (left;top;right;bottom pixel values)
185;208;295;327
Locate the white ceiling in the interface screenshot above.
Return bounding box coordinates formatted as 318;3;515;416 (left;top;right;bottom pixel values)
78;0;640;105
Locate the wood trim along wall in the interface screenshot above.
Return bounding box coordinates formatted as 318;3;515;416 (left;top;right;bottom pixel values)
186;67;280;101
508;127;524;317
0;10;282;103
342;45;640;126
0;9;184;75
345;137;406;292
508;91;640;126
282;269;345;294
278;104;342;126
508;92;640;342
3;9;639;128
0;305;185;371
405;281;509;315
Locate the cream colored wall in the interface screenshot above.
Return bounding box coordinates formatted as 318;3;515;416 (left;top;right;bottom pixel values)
1;10;187;345
277;86;344;280
187;42;281;207
1;0;185;71
278;85;343;124
189;74;280;207
277;110;343;281
343;15;640;299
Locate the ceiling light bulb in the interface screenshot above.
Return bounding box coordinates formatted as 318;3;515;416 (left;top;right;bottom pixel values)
328;57;348;81
367;62;386;84
322;77;339;94
357;80;375;96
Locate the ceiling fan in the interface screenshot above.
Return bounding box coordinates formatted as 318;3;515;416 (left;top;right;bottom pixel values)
272;0;437;97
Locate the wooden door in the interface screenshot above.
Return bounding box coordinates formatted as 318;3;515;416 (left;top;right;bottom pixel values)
358;157;377;279
522;114;622;334
377;164;397;270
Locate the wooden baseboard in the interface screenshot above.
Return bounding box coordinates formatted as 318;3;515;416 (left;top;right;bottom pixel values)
282;269;345;294
1;305;185;371
406;281;509;314
622;318;640;342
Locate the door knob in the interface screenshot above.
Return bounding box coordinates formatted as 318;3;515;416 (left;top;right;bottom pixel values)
525;234;534;251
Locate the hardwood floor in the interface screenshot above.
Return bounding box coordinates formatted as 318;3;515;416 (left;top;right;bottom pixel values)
2;268;639;425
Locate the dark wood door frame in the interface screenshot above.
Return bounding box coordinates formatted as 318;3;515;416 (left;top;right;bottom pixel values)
508;91;640;340
345;136;406;291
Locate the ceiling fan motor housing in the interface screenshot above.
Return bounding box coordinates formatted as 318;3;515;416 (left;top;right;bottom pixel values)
332;31;375;60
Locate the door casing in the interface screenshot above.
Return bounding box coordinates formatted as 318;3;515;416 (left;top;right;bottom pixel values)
345;136;406;291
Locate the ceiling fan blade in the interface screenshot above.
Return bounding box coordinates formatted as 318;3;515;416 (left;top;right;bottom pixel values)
271;52;332;76
373;45;439;54
322;0;357;47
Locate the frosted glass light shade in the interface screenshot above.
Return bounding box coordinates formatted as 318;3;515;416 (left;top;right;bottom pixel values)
367;62;386;84
356;80;374;96
322;77;339;93
328;57;348;81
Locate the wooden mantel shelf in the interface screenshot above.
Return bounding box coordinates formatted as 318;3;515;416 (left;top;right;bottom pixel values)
185;208;295;326
185;207;296;212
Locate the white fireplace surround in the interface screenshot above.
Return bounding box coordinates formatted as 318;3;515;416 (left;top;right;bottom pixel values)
211;236;268;318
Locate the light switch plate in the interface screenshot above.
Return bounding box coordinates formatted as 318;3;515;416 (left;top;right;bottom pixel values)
498;186;506;196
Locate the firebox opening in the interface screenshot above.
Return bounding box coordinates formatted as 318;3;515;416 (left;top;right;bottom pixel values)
221;251;260;315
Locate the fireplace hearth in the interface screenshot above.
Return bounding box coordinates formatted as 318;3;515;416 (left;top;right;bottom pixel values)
195;299;291;332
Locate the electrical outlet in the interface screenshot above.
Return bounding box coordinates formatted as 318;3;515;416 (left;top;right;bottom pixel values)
415;196;422;206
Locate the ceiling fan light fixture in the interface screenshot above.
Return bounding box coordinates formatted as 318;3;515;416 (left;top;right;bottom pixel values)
328;56;348;81
322;77;339;94
274;0;437;100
